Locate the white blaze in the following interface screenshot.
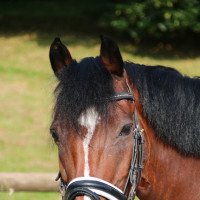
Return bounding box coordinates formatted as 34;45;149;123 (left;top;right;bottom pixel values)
78;108;99;177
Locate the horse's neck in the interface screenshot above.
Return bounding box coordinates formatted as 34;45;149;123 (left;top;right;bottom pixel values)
137;117;200;200
131;84;200;200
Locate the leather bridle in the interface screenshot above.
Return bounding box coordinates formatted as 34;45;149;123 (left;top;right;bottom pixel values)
57;92;145;200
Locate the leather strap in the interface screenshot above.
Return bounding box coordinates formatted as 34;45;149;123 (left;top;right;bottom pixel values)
66;179;126;200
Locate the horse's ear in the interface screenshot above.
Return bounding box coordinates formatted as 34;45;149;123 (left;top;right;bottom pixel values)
49;37;73;76
100;35;124;77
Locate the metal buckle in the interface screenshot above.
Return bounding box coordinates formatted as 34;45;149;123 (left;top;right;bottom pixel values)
59;180;67;197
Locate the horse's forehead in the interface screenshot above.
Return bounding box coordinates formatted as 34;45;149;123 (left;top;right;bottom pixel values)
78;107;100;132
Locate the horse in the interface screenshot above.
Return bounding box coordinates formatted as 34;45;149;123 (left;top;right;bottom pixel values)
49;36;200;200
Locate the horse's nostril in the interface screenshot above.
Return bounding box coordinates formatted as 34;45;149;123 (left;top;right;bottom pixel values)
75;197;87;200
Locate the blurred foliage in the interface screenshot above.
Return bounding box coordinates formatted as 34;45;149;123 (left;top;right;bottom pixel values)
105;0;200;41
0;0;199;43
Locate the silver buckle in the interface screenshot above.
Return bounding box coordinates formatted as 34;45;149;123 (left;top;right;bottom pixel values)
59;180;67;197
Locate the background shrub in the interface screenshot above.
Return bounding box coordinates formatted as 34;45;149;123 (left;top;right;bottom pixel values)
106;0;200;41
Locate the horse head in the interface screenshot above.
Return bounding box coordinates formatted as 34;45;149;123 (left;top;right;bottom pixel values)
49;36;144;200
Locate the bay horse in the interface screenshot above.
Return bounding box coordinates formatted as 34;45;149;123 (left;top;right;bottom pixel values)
49;36;200;200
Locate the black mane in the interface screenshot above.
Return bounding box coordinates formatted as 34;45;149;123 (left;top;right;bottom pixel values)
125;63;200;157
54;57;114;129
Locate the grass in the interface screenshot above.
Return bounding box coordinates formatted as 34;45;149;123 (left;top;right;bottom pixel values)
0;192;139;200
0;33;199;199
0;36;57;172
0;192;60;200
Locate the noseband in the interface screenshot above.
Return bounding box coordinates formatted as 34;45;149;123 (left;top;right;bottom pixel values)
59;92;145;200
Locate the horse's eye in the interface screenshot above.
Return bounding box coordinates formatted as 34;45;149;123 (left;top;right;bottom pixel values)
50;128;59;142
119;124;132;137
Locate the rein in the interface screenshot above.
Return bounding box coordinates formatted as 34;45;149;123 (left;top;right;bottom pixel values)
58;92;145;200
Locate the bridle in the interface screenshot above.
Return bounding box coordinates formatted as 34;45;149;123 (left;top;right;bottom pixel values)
57;92;145;200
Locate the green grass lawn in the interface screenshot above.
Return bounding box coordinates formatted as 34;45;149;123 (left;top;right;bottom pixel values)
0;192;139;200
0;33;199;199
0;192;60;200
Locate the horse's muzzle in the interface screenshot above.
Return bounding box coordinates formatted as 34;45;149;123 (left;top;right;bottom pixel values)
61;177;126;200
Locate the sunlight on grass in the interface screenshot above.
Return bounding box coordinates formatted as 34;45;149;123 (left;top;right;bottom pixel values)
0;192;139;200
0;34;58;172
0;192;60;200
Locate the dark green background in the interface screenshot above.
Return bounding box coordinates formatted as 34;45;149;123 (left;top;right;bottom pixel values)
0;0;199;43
